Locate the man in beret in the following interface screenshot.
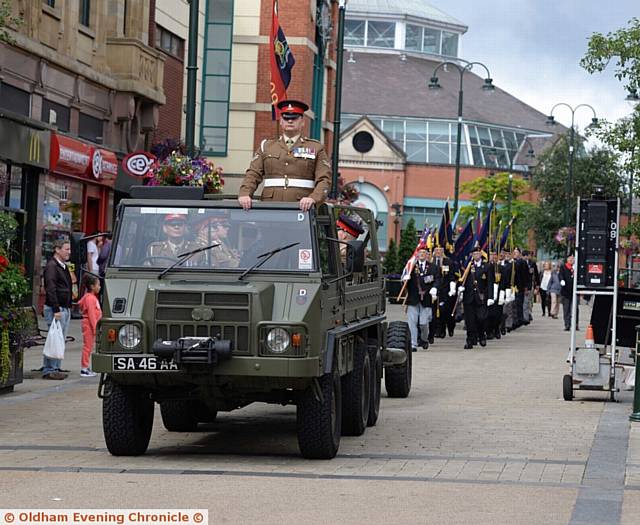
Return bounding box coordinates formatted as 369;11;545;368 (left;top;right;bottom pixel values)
146;214;205;265
336;212;364;263
238;100;332;212
195;215;239;268
403;246;436;351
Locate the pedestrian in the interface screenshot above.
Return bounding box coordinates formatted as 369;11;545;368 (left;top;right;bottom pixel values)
539;260;553;316
77;273;101;377
460;242;489;349
559;254;578;331
238;100;331;211
403;247;436;351
96;235;112;279
522;250;539;324
42;239;73;380
511;247;529;330
86;232;102;275
548;262;561;319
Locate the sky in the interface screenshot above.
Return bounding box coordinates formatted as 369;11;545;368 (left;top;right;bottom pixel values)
426;0;638;131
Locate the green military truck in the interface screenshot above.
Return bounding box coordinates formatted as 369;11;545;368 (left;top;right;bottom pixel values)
93;187;411;459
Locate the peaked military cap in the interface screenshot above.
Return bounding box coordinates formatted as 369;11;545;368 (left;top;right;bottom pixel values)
277;100;309;119
337;213;364;237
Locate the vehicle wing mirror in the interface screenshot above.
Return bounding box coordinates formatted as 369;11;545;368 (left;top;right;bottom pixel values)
346;240;365;273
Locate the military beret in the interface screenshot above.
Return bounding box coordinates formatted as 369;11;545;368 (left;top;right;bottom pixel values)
337;213;364;237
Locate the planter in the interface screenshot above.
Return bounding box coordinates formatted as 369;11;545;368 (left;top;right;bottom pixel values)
0;341;23;394
385;278;403;304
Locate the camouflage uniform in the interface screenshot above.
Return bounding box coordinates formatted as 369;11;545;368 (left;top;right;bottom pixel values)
239;136;332;203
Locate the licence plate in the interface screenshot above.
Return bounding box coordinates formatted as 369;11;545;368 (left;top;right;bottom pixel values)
112;355;179;372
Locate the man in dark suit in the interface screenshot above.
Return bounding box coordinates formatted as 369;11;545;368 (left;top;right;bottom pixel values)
460;242;489;349
431;246;457;339
403;247;436;351
42;239;73;380
559;254;578;331
511;247;529;330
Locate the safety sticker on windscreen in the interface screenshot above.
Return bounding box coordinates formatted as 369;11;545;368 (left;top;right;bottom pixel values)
298;249;313;270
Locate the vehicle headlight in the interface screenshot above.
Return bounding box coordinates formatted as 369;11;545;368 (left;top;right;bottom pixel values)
266;327;290;354
118;324;141;349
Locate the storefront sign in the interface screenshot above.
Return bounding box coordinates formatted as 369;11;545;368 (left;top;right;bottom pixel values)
122;151;157;177
49;133;117;187
0;115;50;169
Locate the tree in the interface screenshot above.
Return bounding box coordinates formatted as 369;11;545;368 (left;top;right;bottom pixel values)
457;172;535;248
0;0;22;44
530;134;624;256
383;238;399;275
397;217;417;266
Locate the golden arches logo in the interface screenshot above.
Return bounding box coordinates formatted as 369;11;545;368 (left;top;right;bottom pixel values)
28;132;41;163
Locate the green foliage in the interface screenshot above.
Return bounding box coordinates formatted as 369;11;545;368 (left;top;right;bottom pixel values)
0;212;18;247
457;172;535;248
581;17;640;95
398;218;417;266
530;134;624;256
383;238;400;275
0;0;22;44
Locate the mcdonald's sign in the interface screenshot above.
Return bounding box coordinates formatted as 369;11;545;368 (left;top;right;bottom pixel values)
0;116;50;169
28;132;41;163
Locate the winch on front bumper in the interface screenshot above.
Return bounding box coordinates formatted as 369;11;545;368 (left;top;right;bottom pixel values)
152;336;233;365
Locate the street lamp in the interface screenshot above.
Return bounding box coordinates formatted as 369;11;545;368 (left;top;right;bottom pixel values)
488;136;535;218
391;202;402;241
546;103;599;227
428;59;495;215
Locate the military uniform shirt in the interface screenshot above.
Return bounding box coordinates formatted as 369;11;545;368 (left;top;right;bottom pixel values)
240;136;332;204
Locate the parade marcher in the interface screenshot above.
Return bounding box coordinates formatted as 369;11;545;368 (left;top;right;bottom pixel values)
238;100;332;212
485;251;503;340
559;255;578;331
403;247;436;351
460;242;489;350
500;249;515;334
431;246;457;339
522;250;539;324
511;247;529;330
146;214;206;265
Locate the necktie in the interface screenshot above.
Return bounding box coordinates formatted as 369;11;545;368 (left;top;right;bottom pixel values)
286;138;294;149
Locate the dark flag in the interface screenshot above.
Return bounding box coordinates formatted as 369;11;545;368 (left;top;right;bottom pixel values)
438;201;454;254
499;218;514;251
453;219;474;263
476;200;495;253
270;0;295;119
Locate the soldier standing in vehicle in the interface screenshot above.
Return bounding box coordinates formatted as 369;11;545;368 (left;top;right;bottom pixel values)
238;100;332;212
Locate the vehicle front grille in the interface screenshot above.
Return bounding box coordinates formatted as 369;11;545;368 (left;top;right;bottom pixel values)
155;292;251;354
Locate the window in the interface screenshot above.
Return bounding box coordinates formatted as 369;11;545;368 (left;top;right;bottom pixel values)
366;21;395;48
41;99;70;132
78;113;103;143
43;0;55;7
345;20;365;46
200;0;233;156
0;83;30;117
423;28;441;54
155;26;184;59
79;0;90;27
405;24;422;52
442;31;458;57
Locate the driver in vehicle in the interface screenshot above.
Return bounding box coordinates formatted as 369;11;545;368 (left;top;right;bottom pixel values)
145;214;205;266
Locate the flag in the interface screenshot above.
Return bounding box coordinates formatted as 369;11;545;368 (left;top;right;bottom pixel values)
476;200;495;253
270;0;295;119
499;218;514;251
438;201;454;255
400;224;430;282
451;207;461;231
453;219;474;263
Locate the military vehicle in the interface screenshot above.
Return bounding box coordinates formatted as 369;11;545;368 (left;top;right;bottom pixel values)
93;187;411;459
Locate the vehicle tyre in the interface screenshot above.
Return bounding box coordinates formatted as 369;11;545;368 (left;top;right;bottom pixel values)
563;374;573;401
193;401;218;423
103;377;154;456
160;400;200;432
368;343;382;427
342;341;371;436
297;364;342;459
384;321;412;398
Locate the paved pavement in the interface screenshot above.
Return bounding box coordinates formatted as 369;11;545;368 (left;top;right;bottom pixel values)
0;302;638;524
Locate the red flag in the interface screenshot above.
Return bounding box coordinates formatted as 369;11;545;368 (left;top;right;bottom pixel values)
270;0;295;119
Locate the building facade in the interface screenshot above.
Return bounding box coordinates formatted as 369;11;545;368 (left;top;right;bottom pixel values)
1;0;165;306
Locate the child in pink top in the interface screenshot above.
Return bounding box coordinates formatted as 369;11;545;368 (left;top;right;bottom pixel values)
78;274;102;377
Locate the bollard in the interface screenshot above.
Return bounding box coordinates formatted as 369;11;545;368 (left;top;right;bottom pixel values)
630;324;640;421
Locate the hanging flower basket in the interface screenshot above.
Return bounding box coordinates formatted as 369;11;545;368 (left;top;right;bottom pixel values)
555;226;576;247
144;150;224;194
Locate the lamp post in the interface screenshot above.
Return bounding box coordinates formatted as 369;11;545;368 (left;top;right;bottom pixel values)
391;202;402;242
428;59;495;215
185;0;200;158
546;103;599;227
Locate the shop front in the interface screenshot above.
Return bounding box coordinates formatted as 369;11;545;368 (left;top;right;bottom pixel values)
34;133;117;310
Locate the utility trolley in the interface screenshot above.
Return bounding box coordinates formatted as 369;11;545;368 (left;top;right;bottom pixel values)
563;193;621;401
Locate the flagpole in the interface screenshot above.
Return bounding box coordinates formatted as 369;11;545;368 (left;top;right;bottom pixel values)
185;0;200;157
329;0;347;199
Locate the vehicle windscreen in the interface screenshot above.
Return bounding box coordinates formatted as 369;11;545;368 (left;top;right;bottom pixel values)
111;206;316;272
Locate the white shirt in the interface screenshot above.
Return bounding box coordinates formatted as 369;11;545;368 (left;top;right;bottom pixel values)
87;240;99;272
283;135;300;148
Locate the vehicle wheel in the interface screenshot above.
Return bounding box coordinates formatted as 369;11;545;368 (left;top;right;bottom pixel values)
342;341;371;436
103;377;154;456
297;364;342;459
193;401;218;423
367;343;382;427
384;321;412;398
160;400;199;432
563;374;573;401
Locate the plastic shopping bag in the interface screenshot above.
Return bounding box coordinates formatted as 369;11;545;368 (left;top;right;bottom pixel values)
43;319;65;360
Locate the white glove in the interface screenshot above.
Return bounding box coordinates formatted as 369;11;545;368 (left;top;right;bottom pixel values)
493;283;499;297
505;288;513;301
449;281;456;296
560;280;566;287
487;298;495;306
498;290;505;306
429;287;438;298
458;286;465;293
402;274;410;282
